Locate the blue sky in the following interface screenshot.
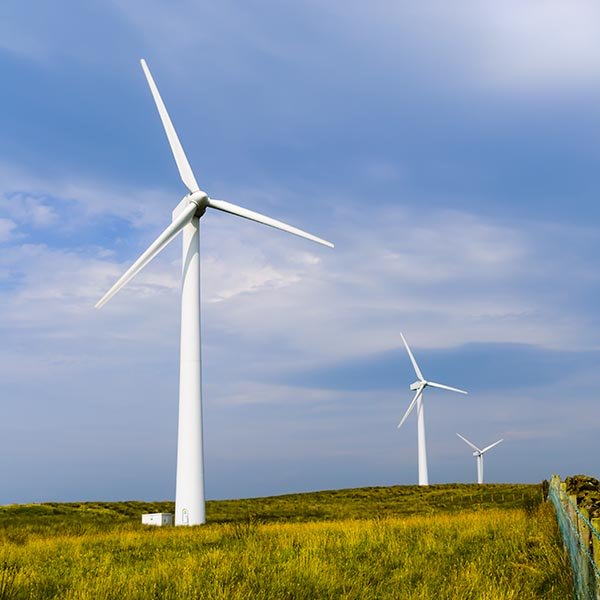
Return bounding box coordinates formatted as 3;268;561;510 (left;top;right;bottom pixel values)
2;1;600;503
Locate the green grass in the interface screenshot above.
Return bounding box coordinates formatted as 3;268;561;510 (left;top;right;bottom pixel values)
0;484;572;599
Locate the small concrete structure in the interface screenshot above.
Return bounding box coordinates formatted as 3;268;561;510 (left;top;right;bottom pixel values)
141;513;173;526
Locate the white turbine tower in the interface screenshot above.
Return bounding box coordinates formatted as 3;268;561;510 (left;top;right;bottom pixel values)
456;433;503;485
397;333;467;486
95;59;334;526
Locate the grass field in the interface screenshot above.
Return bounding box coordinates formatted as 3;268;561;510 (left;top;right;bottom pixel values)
0;484;572;599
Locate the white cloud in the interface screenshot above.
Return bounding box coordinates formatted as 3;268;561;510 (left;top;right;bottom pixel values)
0;161;174;230
5;193;59;228
469;1;600;91
92;201;600;365
196;205;581;366
1;159;595;378
319;1;600;94
0;218;17;242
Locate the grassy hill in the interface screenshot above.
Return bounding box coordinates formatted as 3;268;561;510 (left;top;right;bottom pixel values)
0;483;572;599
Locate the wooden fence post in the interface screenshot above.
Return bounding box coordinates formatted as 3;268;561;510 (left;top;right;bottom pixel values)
568;495;578;523
578;506;592;597
592;518;600;600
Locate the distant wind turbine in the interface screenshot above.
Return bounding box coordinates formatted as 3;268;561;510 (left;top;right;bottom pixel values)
456;433;503;484
397;333;467;486
95;59;334;526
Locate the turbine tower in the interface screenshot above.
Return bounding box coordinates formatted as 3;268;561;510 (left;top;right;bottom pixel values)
397;333;467;486
456;433;503;484
96;59;334;526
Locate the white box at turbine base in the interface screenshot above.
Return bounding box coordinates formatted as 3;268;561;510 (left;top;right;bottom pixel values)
141;513;173;526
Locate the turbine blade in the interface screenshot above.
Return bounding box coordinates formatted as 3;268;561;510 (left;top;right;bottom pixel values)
207;198;334;248
481;439;504;454
95;201;197;309
427;381;468;395
140;59;200;194
397;387;424;429
456;433;481;453
400;332;424;381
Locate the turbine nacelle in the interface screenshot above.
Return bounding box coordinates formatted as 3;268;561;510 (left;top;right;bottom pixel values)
187;190;210;216
410;380;424;391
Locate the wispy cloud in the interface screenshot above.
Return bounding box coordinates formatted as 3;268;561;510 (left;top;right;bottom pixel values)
464;1;600;92
324;1;600;95
0;161;174;231
5;193;59;228
0;218;18;242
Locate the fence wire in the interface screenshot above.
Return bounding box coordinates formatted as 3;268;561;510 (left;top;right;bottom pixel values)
549;476;600;600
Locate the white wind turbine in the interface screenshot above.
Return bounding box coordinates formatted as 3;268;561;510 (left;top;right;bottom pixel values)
456;433;503;485
95;59;334;526
397;333;467;486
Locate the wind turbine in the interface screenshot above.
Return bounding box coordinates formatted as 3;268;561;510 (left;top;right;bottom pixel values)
95;59;334;526
397;333;467;486
456;433;503;484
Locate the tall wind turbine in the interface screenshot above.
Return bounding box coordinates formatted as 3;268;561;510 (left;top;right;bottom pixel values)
456;433;503;484
95;60;334;526
397;333;467;486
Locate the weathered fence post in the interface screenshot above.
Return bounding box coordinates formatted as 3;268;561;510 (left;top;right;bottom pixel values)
578;506;593;598
592;518;600;600
568;494;578;523
592;518;600;566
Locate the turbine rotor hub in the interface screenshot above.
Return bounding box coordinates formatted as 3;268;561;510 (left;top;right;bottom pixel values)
188;190;209;217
